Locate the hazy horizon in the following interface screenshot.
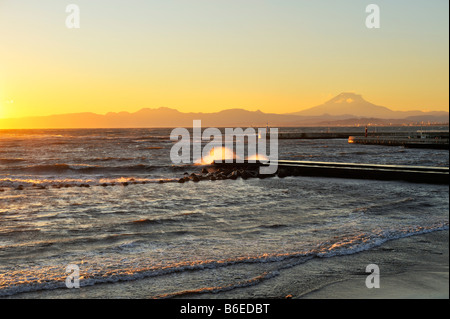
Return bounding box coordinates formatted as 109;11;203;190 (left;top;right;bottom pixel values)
0;92;448;129
1;92;449;120
1;0;449;123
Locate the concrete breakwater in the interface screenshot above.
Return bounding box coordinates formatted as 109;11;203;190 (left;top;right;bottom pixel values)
2;160;445;193
208;160;449;185
278;132;364;139
348;136;449;149
279;129;449;141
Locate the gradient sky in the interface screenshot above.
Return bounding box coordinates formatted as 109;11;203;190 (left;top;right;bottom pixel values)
0;0;448;119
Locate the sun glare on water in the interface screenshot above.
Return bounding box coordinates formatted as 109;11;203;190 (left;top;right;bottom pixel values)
200;147;237;164
246;154;269;161
199;148;269;164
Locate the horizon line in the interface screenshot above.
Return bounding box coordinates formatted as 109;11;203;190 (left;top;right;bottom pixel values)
1;105;449;121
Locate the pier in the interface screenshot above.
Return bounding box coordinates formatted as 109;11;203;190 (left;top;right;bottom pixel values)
278;132;365;139
212;160;449;185
279;130;449;147
348;130;449;149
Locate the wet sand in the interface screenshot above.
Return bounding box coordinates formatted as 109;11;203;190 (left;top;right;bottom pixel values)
191;230;448;299
300;230;449;299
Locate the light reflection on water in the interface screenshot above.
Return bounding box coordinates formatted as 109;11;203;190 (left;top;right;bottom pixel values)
0;127;448;297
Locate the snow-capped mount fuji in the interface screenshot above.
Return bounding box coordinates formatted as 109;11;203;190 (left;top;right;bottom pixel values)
0;92;447;128
291;92;448;119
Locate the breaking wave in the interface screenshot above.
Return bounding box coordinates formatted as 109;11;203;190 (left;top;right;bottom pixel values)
0;222;447;297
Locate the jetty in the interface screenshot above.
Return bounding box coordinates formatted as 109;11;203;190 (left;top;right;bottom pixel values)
212;160;449;185
278;132;365;139
278;129;449;148
348;130;449;149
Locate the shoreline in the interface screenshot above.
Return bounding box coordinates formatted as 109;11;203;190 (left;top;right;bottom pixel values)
187;229;449;299
300;229;449;299
2;229;448;299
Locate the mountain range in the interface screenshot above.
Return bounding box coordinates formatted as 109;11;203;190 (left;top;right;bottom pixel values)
1;93;448;129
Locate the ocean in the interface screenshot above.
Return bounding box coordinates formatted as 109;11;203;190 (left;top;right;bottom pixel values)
0;126;448;298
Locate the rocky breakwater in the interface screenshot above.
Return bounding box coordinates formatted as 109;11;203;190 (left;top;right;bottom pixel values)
176;165;284;183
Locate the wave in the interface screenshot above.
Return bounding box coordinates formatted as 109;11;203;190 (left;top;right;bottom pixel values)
131;217;177;225
19;163;159;173
258;224;288;229
131;211;204;226
87;157;143;162
1;161;195;176
0;157;148;166
0;222;447;297
0;176;181;189
0;158;26;164
352;197;415;214
153;271;279;299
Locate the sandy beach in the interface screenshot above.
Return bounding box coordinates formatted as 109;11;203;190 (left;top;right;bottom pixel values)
300;230;449;299
189;229;449;299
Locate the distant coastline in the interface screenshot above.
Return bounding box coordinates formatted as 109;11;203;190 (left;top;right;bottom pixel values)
1;93;448;129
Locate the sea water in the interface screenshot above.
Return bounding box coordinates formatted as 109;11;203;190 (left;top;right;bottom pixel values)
0;127;448;298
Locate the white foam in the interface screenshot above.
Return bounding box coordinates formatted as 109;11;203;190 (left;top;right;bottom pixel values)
1;223;447;297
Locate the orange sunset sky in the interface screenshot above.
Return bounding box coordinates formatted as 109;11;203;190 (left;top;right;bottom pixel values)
0;0;449;120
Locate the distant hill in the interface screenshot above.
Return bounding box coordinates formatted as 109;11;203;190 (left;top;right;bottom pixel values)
0;93;448;129
290;92;449;120
0;108;297;128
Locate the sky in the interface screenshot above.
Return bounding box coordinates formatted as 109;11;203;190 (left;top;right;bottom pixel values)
0;0;448;119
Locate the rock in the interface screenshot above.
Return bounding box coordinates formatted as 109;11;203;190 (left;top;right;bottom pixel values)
178;178;185;183
241;171;250;179
277;172;287;178
16;185;24;190
122;182;129;186
201;168;208;174
209;176;216;181
228;170;238;180
248;171;258;178
277;168;288;178
191;174;200;182
101;183;109;187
